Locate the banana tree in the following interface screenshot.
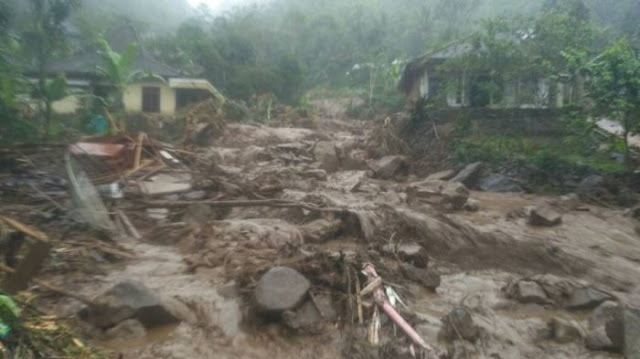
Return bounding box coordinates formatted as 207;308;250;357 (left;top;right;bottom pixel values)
95;37;141;110
95;37;164;131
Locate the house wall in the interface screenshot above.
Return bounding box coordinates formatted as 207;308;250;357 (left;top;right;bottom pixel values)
52;95;82;114
123;82;176;114
419;70;429;98
404;66;568;110
504;78;552;109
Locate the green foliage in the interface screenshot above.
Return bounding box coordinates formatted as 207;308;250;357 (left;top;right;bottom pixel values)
19;0;81;136
586;38;640;168
95;38;163;110
35;73;68;103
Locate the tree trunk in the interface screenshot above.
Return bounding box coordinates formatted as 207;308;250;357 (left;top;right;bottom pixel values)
623;116;632;172
45;99;52;137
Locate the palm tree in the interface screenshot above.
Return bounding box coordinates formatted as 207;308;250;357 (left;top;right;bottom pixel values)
95;37;141;111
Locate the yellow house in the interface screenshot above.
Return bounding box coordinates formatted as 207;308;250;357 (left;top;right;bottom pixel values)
37;25;222;115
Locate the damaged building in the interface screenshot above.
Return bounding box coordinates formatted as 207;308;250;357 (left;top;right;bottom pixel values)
26;25;222;115
398;43;579;109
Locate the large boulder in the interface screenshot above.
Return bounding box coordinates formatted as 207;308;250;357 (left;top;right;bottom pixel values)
400;264;441;291
506;280;551;305
528;206;563;227
369;155;409;179
586;301;624;352
254;266;311;313
623;305;640;359
449;162;483;188
408;180;470;210
313;141;339;173
84;281;180;329
477;173;523;193
567;287;614;310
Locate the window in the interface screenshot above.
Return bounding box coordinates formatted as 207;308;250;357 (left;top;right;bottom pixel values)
142;87;160;113
517;78;539;106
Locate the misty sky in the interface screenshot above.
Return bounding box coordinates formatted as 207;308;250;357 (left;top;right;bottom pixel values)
187;0;260;12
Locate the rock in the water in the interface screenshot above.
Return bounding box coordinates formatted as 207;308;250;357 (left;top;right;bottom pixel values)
408;180;470;210
85;281;180;329
426;169;456;181
507;280;550;305
528;206;562;227
586;301;623;352
440;307;480;342
449;162;483;187
369;155;409;179
313;141;339;173
103;319;147;341
400;264;440;291
255;266;311;313
463;198;480;212
282;294;336;334
548;317;584;343
568;287;613;310
478;173;523;193
382;243;429;268
623;305;640;359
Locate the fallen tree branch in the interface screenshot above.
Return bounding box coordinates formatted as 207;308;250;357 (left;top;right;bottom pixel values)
143;199;348;213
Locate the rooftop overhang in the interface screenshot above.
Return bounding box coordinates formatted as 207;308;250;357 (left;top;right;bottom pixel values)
168;78;224;102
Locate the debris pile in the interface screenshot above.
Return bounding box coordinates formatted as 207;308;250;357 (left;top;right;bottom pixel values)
1;104;640;359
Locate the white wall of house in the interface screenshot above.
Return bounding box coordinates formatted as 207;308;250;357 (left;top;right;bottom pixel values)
419;71;467;107
52;95;82;114
446;76;466;108
503;78;552;109
123;82;176;114
419;70;429;98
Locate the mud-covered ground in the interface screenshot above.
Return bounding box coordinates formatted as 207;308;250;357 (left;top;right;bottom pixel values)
3;103;640;359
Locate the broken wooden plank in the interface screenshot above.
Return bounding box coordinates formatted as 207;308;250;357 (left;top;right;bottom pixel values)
134;132;146;170
0;215;49;243
116;210;142;240
2;241;51;294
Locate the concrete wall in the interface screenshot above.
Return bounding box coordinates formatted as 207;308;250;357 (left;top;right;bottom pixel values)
123;82;176;114
413;70;562;110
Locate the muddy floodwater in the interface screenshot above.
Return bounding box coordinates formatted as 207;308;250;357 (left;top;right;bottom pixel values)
5;102;638;359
